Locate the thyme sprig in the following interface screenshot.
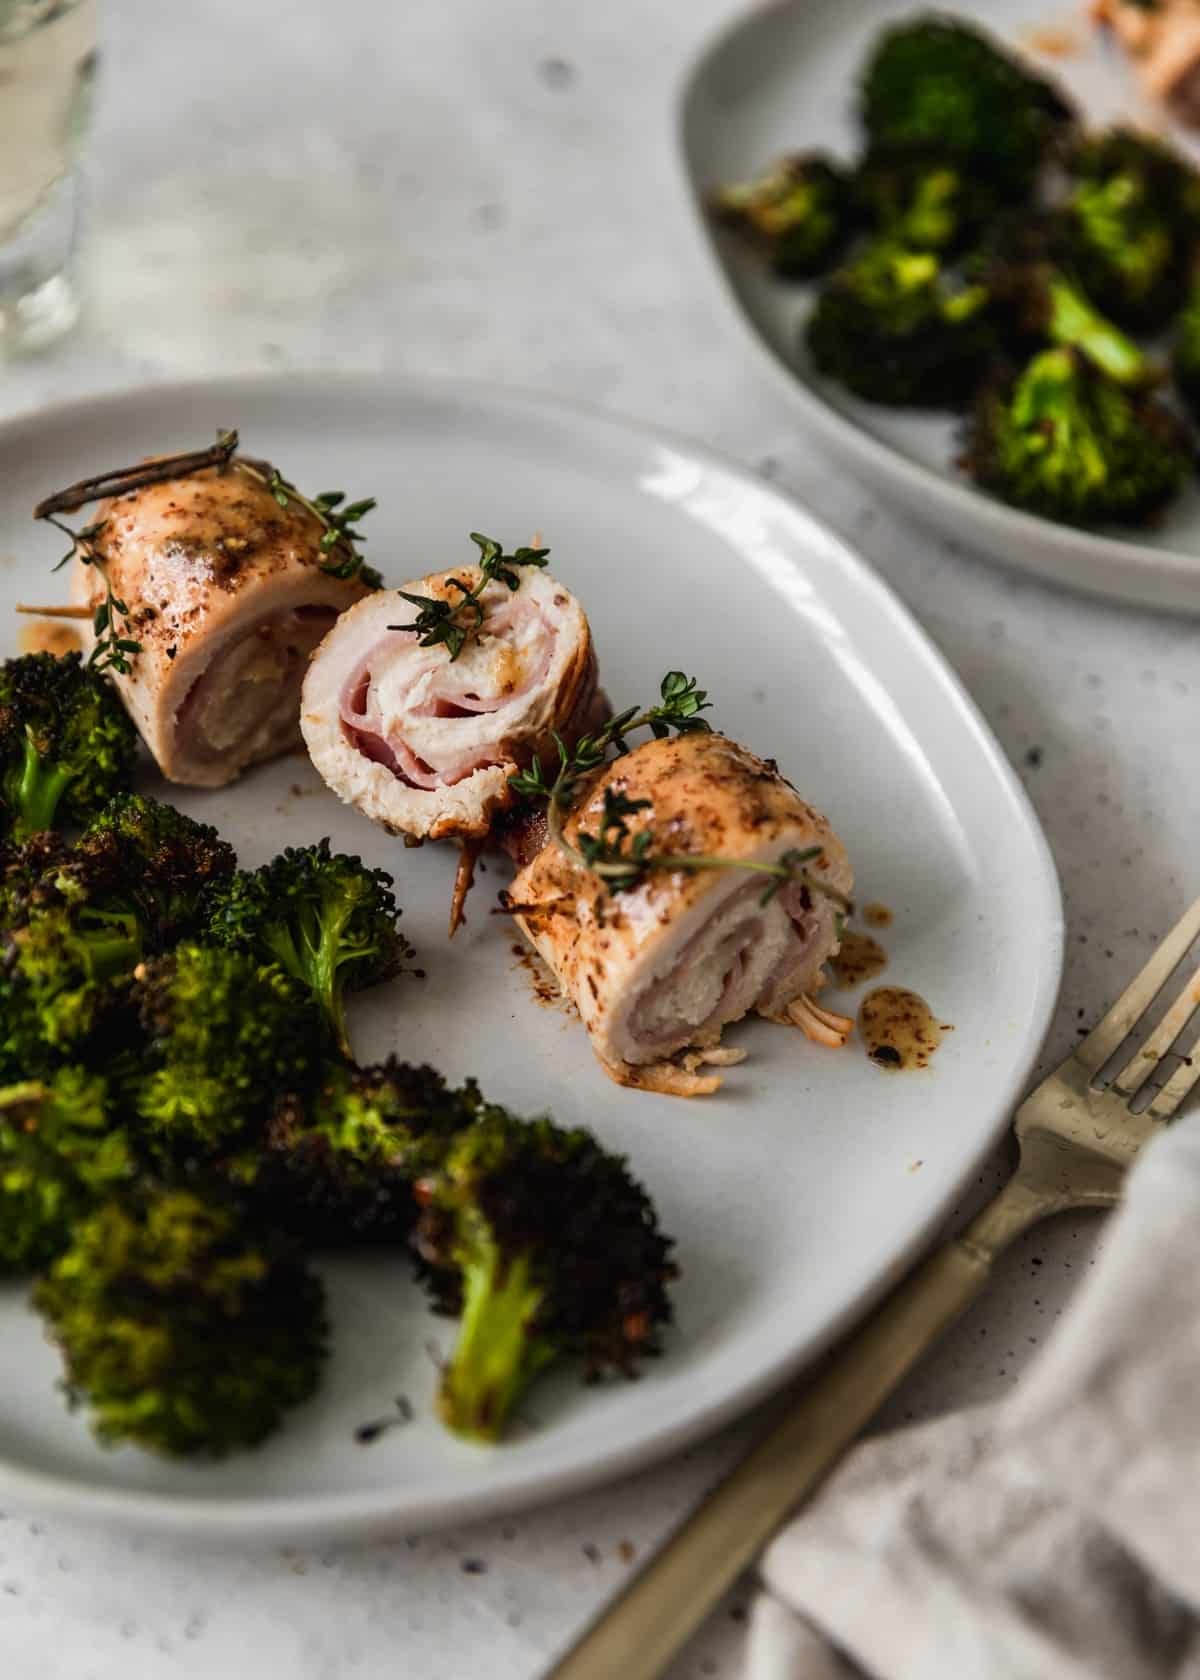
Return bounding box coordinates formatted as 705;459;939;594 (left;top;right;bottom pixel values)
233;446;381;588
565;786;846;909
41;515;140;675
507;672;848;912
389;533;551;661
509;671;712;807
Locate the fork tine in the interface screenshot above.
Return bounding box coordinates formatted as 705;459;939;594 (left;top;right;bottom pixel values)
1149;1045;1200;1121
1111;969;1200;1095
1075;895;1200;1076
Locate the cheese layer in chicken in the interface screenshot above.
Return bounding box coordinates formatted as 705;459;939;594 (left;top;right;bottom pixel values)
70;463;373;787
301;567;598;841
510;732;853;1090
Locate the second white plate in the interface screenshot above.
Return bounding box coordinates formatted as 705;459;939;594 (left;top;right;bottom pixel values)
0;375;1061;1542
679;0;1200;612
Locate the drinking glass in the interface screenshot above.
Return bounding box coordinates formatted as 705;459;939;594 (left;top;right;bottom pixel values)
0;0;97;354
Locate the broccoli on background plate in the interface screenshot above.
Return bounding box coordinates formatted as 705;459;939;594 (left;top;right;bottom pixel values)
963;347;1191;526
806;240;994;407
713;153;854;278
860;15;1074;197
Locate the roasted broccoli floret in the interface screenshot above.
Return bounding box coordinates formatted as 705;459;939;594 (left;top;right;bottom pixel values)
860;15;1073;197
0;653;138;843
806;240;994;406
963;347;1190;526
33;1188;328;1455
414;1109;676;1442
0;831;72;928
134;945;321;1158
246;1060;482;1245
852;148;997;254
1065;128;1197;331
65;794;237;949
0;1069;133;1272
1;901;142;1082
1173;279;1200;418
713;153;854;278
977;213;1153;387
206;840;412;1059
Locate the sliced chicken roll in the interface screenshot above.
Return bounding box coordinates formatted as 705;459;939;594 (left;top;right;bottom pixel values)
301;567;599;844
70;464;374;788
509;732;854;1096
1091;0;1200;123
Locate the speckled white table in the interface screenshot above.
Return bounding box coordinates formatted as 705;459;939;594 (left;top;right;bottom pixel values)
2;2;1196;1676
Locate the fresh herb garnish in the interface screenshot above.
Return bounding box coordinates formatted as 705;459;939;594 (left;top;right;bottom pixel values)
234;452;381;587
510;671;712;806
566;786;843;907
389;533;551;661
508;672;848;912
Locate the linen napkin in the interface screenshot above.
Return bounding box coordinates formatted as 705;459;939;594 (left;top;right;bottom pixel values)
745;1121;1200;1680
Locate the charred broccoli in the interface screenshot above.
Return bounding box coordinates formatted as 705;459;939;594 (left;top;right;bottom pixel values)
33;1188;328;1455
0;830;72;928
414;1108;676;1442
134;945;321;1158
67;794;237;949
860;15;1073;197
1065;129;1197;332
963;348;1190;526
1173;279;1200;418
206;840;412;1059
977;214;1154;387
713;153;854;278
852;148;997;254
248;1060;481;1245
1;900;142;1082
0;1069;132;1272
0;653;137;843
806;240;994;406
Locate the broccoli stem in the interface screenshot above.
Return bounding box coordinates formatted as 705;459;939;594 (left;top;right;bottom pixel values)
11;730;74;840
438;1243;555;1442
1046;279;1144;386
263;898;354;1059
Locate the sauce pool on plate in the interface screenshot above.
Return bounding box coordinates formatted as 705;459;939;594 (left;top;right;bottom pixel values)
858;986;949;1071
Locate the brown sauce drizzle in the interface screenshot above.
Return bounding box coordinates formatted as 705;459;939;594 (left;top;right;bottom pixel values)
829;928;888;989
858;986;949;1072
19;621;83;658
862;902;893;929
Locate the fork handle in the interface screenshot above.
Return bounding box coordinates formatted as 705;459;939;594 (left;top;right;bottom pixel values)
545;1175;1049;1680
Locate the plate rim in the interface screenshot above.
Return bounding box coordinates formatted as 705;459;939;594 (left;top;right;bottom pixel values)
0;371;1064;1540
675;0;1200;614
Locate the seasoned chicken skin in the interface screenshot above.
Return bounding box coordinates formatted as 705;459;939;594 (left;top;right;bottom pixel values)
301;567;599;843
510;732;853;1096
71;464;373;787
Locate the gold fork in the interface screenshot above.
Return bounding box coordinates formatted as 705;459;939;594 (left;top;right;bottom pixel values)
547;894;1200;1680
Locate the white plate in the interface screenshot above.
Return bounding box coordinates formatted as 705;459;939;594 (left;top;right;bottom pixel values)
0;376;1061;1542
679;0;1200;612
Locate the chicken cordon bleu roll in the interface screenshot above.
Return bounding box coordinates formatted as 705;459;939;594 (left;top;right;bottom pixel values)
509;732;853;1097
301;562;599;846
62;445;376;788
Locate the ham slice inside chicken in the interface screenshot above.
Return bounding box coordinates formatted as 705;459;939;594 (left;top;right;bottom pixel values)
338;591;555;790
618;876;839;1065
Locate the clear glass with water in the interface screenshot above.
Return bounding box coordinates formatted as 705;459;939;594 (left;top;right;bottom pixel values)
0;0;96;353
